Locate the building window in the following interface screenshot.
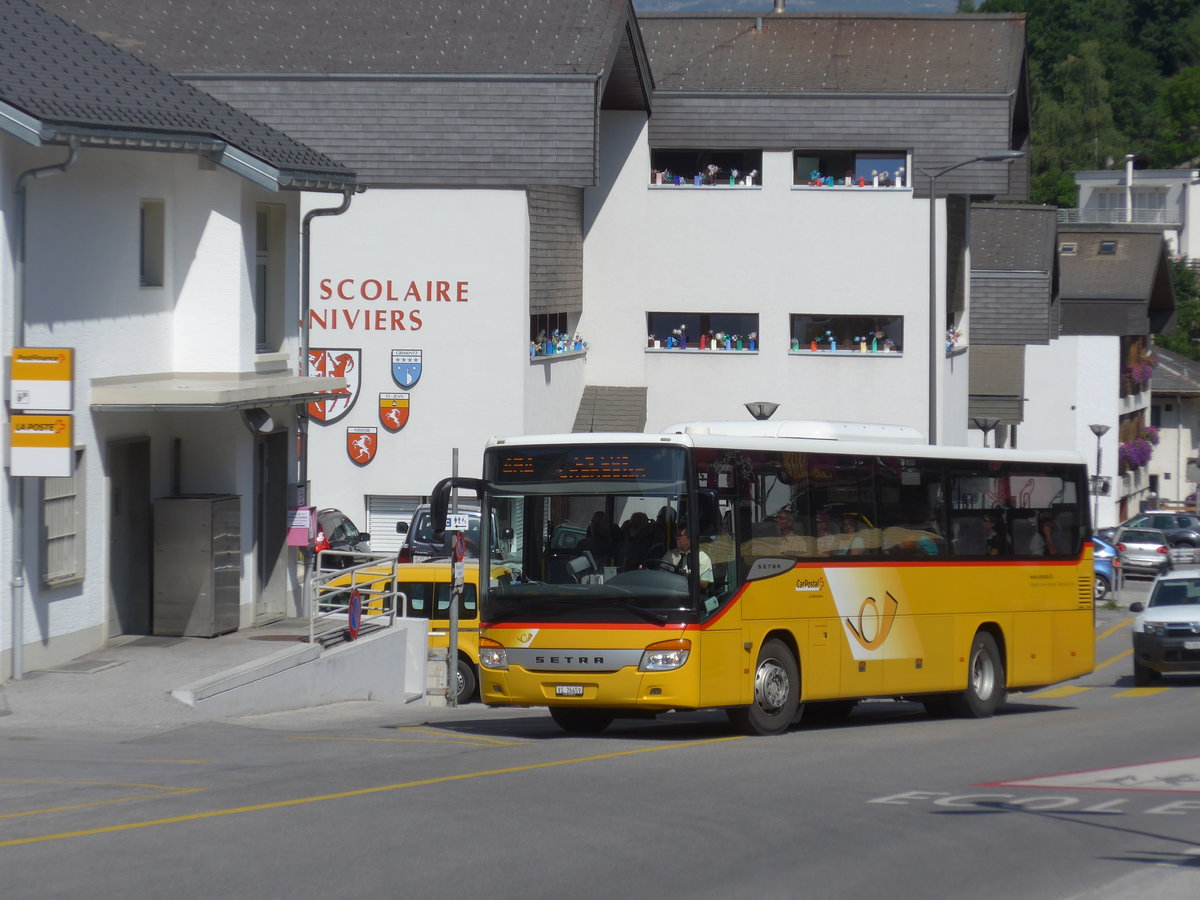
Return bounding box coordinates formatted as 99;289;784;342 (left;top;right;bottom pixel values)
255;204;285;352
1098;240;1117;255
41;448;85;587
1059;242;1077;255
790;314;903;353
530;312;568;347
647;312;760;350
650;149;763;186
139;199;164;287
793;150;909;187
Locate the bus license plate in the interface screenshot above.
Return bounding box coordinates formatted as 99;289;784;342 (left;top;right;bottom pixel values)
555;684;584;697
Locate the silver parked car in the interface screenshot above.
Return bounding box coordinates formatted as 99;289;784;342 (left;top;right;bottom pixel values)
1112;526;1172;577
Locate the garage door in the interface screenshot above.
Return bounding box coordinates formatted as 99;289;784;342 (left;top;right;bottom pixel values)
367;495;422;553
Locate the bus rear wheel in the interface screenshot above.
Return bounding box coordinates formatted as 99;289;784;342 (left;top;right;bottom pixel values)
727;638;800;735
947;631;1006;718
549;707;614;734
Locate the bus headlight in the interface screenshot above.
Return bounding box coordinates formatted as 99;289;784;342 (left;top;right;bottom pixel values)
640;639;691;672
479;638;508;670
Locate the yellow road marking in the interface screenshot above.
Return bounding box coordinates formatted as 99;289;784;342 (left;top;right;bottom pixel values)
1113;687;1169;698
288;735;523;747
1094;648;1132;671
1029;686;1090;699
1097;618;1133;641
388;726;525;746
0;736;741;848
0;780;203;820
1;779;192;790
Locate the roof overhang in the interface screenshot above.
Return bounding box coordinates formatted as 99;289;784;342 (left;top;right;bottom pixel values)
2;101;354;193
90;371;346;412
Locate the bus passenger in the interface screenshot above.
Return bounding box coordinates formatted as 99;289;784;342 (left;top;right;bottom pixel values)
833;516;867;556
983;514;1006;556
616;512;653;570
774;507;812;557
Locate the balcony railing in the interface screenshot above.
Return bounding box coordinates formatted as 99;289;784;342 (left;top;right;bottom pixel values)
1057;208;1178;227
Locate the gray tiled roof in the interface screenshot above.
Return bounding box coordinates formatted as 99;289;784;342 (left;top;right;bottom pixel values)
972;204;1057;272
1057;226;1167;302
33;0;629;76
572;386;648;432
5;0;352;187
1150;345;1200;396
637;13;1025;94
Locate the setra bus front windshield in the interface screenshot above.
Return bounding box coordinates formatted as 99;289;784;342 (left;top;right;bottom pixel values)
484;443;700;625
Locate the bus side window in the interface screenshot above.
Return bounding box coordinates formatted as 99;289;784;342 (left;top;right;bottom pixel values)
952;516;987;555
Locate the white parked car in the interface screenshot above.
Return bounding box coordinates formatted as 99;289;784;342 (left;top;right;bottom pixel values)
1129;570;1200;686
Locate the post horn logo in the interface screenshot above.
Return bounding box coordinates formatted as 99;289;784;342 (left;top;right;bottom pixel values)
845;591;899;650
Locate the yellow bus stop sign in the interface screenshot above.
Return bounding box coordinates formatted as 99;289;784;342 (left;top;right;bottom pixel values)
10;414;73;476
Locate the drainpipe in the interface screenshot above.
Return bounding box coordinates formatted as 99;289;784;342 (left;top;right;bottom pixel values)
1125;153;1135;224
298;188;355;613
9;139;80;680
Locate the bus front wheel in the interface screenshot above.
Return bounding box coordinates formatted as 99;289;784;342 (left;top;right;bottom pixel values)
455;655;477;704
947;631;1006;718
728;638;800;735
549;707;614;734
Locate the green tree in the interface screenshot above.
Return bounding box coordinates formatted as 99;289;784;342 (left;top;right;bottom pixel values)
1153;66;1200;166
1156;259;1200;359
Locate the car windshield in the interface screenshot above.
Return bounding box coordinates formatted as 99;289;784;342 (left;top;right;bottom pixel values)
1149;579;1200;607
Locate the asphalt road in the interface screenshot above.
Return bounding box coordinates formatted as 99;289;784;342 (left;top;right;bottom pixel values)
2;577;1197;899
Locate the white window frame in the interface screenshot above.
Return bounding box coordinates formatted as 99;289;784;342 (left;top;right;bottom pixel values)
41;448;85;587
255;203;286;352
140;199;165;287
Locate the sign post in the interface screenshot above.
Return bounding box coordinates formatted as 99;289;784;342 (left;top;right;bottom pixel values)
448;448;462;707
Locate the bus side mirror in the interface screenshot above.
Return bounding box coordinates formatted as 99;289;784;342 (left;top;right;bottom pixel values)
429;476;485;542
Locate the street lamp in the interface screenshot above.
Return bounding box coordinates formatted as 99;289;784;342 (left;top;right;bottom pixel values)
971;416;1000;448
1090;423;1110;530
918;150;1025;445
745;401;780;421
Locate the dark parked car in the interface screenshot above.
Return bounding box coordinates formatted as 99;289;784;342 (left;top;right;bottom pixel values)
314;507;370;569
396;504;483;563
1097;512;1200;548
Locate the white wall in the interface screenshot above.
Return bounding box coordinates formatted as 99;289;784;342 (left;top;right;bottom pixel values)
302;189;532;522
583;112;943;438
1150;396;1200;504
3;139;298;671
1024;335;1122;527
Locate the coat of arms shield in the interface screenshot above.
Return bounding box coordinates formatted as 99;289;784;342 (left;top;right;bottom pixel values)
346;427;378;466
308;348;361;424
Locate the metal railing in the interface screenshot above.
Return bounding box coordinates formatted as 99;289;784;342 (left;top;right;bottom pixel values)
1056;207;1177;226
309;551;404;645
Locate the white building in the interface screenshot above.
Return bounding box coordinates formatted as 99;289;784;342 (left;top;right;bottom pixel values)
1;1;354;677
1069;159;1200;259
49;4;1031;546
969;207;1175;527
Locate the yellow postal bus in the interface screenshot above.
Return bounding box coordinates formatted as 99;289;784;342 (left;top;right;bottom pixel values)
431;421;1094;734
